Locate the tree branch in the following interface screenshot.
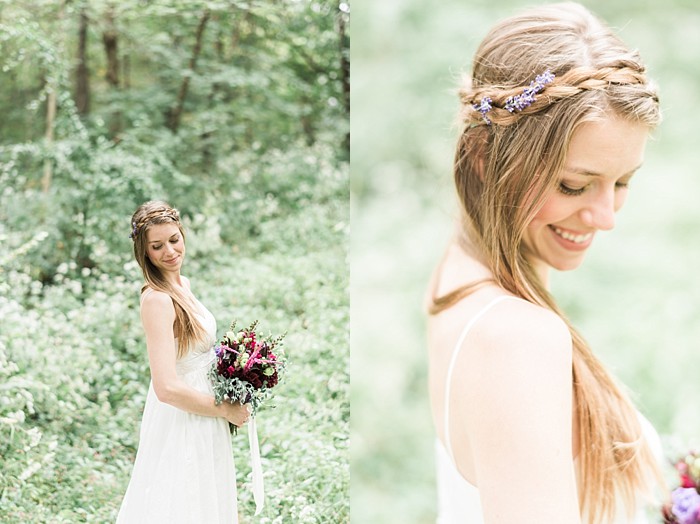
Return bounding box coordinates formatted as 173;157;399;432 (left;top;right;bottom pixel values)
167;8;211;133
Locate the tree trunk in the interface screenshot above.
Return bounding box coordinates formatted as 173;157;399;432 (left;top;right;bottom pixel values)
338;8;350;116
167;9;211;133
42;88;57;193
210;20;225;103
42;1;66;193
338;6;350;157
102;8;120;88
123;53;131;89
102;6;122;137
215;20;224;61
75;8;90;115
230;8;251;52
203;20;226;169
230;8;254;144
301;96;316;146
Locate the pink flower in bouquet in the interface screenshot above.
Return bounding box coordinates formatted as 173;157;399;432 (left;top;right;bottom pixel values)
682;475;696;489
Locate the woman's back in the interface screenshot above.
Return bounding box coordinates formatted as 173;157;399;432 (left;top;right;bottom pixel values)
430;290;514;524
427;244;581;523
427;245;663;523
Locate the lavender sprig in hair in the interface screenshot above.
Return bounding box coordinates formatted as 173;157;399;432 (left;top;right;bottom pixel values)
472;70;555;124
504;70;555;113
472;97;493;125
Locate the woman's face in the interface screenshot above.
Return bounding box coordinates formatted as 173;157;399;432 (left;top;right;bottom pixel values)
522;116;649;275
145;222;185;274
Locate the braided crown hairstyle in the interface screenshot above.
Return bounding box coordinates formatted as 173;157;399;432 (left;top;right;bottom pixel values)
131;200;209;358
432;3;661;522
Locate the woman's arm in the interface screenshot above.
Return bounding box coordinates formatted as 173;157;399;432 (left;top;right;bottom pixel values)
140;290;249;426
458;301;581;524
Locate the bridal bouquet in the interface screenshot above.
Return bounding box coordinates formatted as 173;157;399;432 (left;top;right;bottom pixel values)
663;450;700;524
209;320;286;514
209;320;286;433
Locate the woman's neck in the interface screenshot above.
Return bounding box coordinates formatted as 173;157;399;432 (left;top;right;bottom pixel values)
533;262;551;290
162;271;183;288
457;228;552;291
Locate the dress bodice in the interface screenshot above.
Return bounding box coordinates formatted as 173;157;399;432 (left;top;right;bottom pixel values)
174;297;217;375
140;287;218;375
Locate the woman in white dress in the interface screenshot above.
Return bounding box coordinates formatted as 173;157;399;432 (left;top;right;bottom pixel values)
427;3;665;523
117;201;250;523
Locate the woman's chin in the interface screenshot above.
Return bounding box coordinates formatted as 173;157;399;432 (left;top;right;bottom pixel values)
550;255;586;272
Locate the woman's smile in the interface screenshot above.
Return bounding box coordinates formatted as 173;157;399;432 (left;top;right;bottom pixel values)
548;225;594;250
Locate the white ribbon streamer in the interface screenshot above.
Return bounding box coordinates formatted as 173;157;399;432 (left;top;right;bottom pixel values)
248;417;264;515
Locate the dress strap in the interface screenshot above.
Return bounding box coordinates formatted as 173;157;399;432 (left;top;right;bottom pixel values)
443;295;519;460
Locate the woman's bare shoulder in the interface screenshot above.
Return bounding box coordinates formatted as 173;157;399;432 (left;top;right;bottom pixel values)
463;298;579;522
140;288;174;315
461;296;573;392
478;297;572;357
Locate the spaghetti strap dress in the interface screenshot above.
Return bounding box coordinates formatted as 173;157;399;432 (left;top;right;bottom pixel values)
434;295;663;523
117;288;238;524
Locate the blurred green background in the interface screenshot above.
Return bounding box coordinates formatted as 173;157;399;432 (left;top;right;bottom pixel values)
351;1;700;523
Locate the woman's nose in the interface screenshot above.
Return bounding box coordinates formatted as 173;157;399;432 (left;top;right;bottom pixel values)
580;189;616;231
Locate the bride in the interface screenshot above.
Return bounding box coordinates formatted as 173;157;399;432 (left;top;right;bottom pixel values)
117;200;249;523
426;3;664;523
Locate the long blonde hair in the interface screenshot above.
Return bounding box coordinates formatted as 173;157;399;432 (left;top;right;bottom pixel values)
131;200;209;358
431;3;661;521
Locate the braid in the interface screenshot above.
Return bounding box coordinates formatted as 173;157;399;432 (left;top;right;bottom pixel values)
130;205;180;240
461;66;654;126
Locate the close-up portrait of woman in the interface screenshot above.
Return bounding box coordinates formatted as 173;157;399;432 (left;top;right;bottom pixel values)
352;1;700;523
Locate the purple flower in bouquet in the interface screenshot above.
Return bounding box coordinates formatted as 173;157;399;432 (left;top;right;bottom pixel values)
664;451;700;524
671;488;700;524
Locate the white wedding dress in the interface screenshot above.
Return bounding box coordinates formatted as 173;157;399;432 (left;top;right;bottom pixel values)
435;296;663;523
117;289;238;524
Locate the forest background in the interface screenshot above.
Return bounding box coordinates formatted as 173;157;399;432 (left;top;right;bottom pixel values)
0;1;349;523
352;0;700;523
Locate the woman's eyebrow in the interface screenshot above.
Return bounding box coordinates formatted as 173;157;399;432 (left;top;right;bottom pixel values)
148;234;179;244
563;163;643;177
